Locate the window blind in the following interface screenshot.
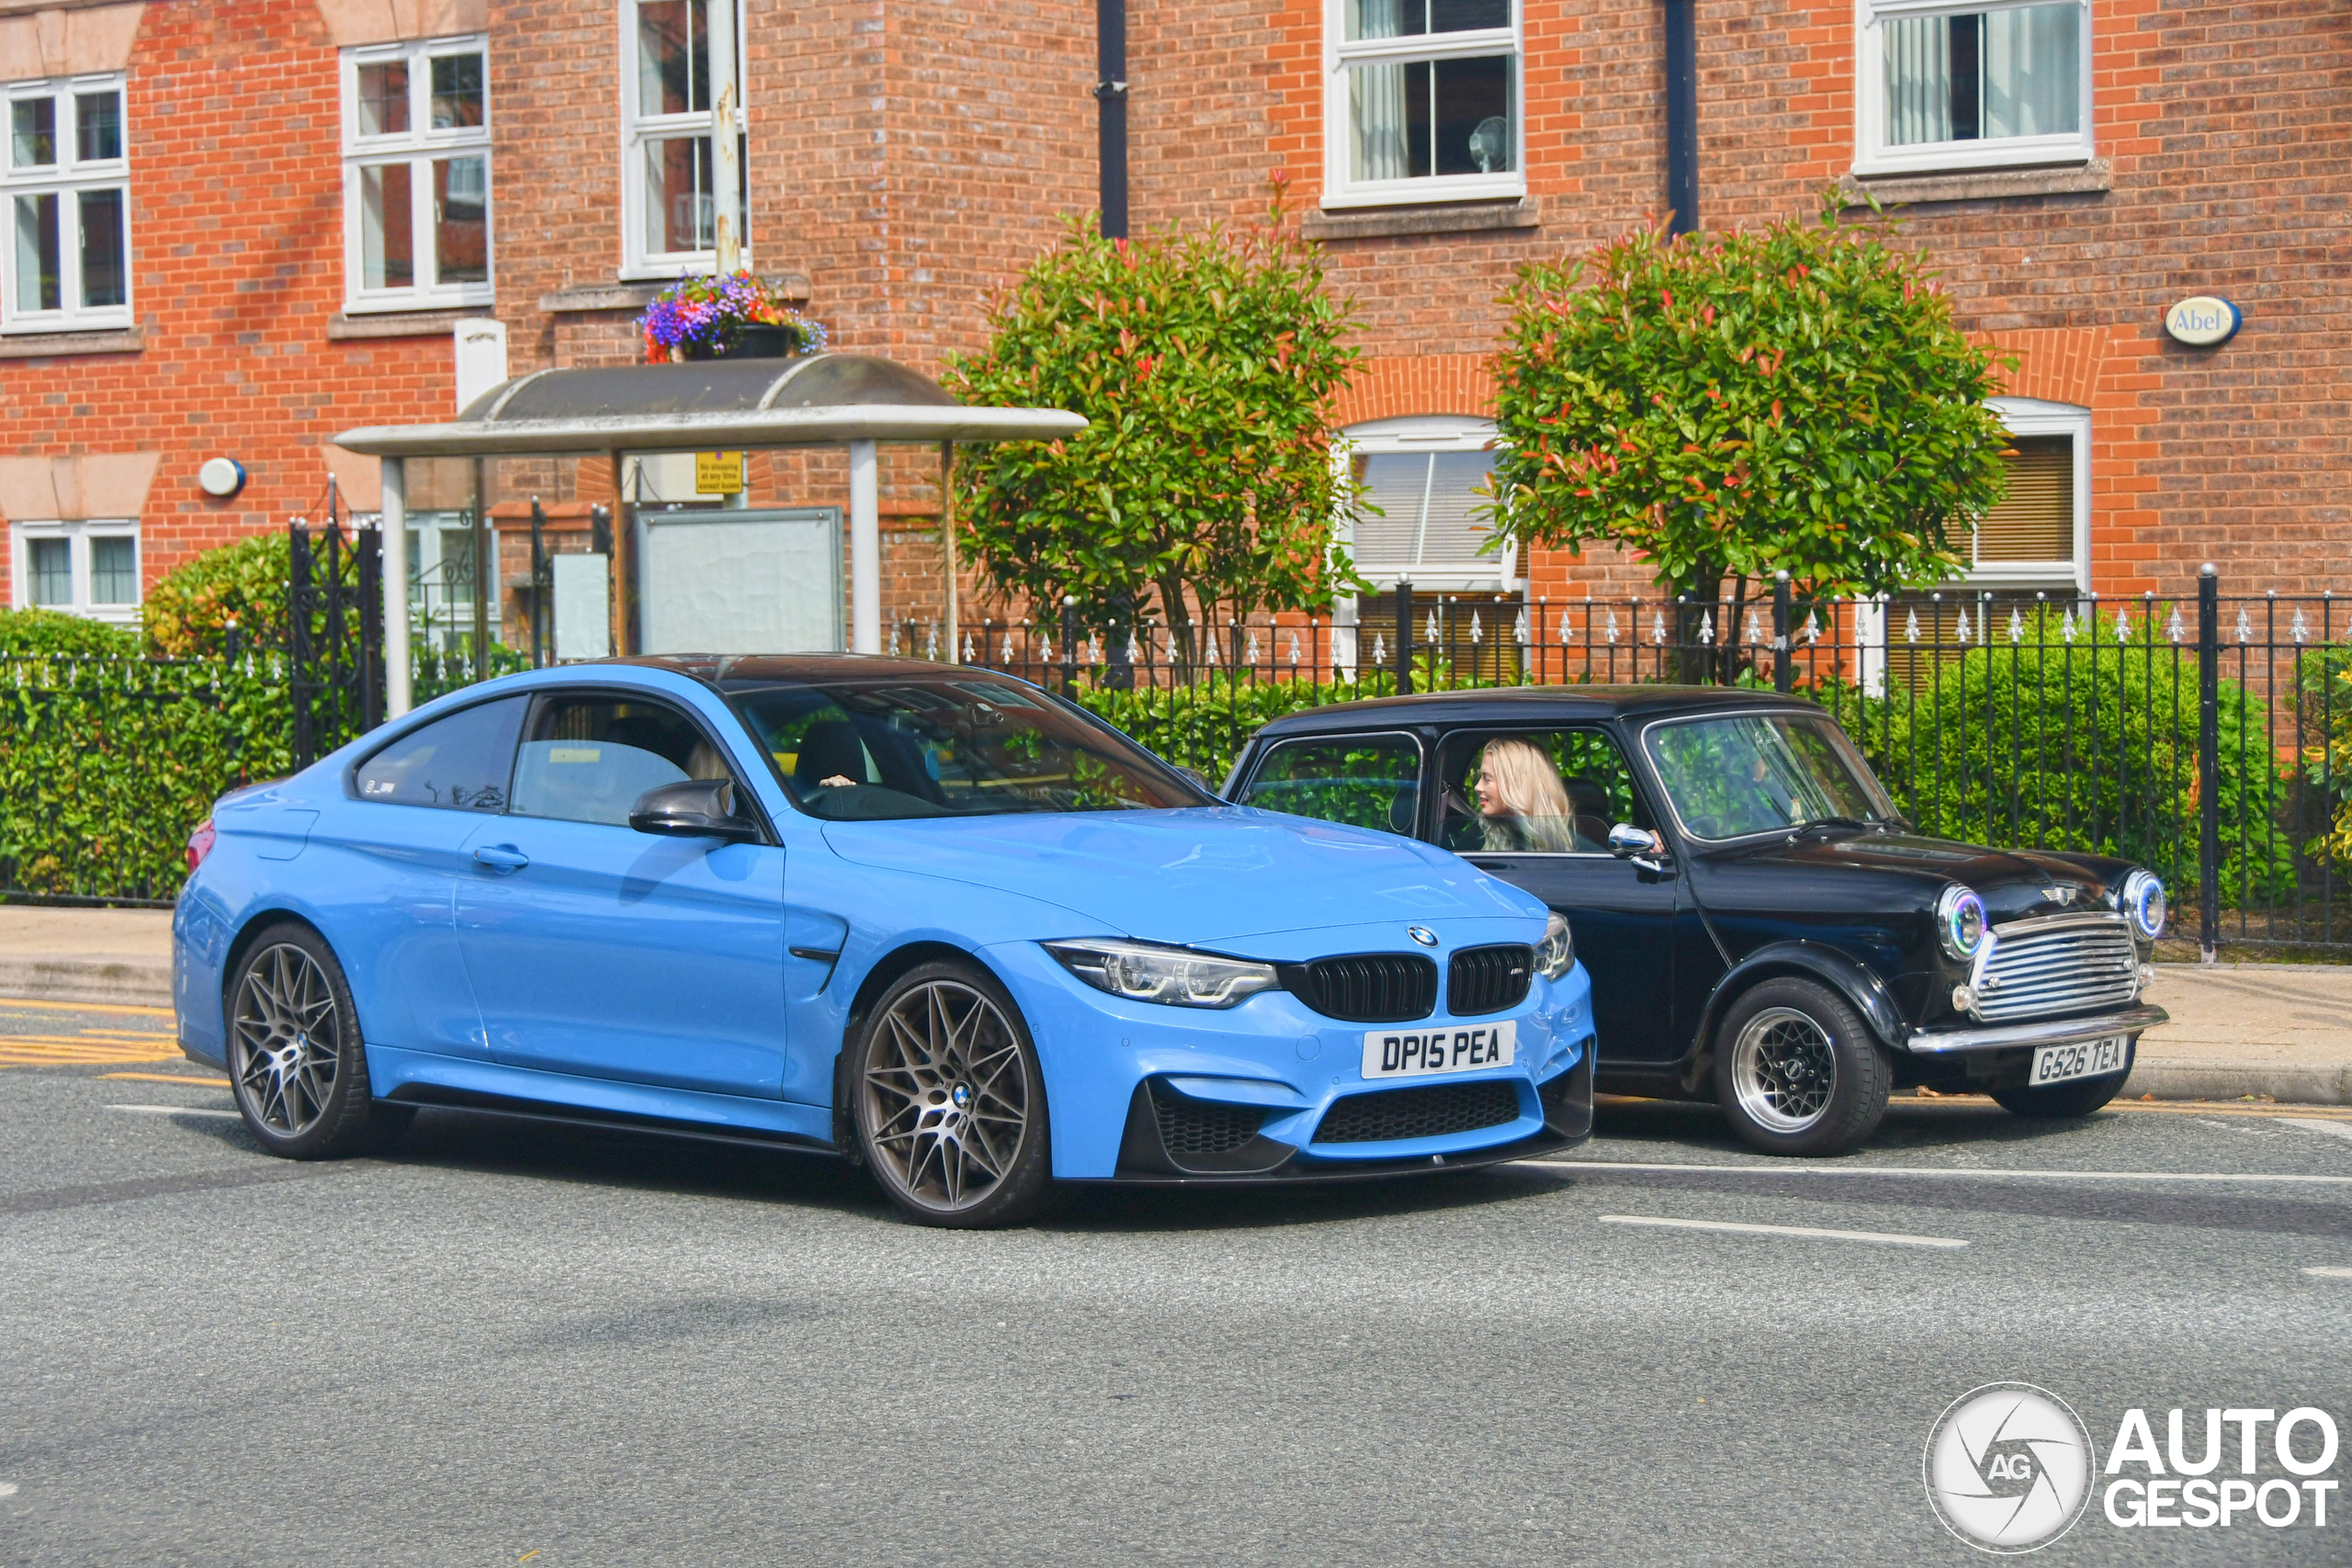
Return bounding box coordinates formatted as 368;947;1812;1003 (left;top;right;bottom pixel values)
1974;434;2072;564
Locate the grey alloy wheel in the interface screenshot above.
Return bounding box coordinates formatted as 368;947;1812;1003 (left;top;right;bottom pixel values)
1729;1005;1838;1134
232;942;344;1139
858;976;1035;1219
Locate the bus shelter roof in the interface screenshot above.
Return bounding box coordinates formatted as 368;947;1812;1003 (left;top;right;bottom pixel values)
332;353;1085;457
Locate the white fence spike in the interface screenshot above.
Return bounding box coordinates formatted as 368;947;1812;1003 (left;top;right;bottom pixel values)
1372;633;1386;666
1245;631;1261;664
1744;609;1762;645
1513;609;1529;645
2009;607;2026;644
1956;607;1972;645
1426;609;1442;642
2234;607;2251;644
1804;611;1822;645
1904;606;1922;644
1288;631;1302;666
2165;607;2184;644
1469;611;1483;645
2061;607;2077;644
1697;611;1713;642
2113;607;2130;643
1650;610;1668;645
2292;607;2311;645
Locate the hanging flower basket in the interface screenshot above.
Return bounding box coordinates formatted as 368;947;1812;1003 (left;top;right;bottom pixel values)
639;272;827;363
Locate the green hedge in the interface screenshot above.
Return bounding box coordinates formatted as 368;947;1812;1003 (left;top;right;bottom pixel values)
1805;618;2291;906
0;607;141;657
1070;674;1397;783
0;654;292;901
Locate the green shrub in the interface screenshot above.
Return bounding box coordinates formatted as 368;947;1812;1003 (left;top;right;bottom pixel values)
1804;612;2292;907
0;607;140;656
1070;675;1396;784
0;653;292;900
144;532;296;656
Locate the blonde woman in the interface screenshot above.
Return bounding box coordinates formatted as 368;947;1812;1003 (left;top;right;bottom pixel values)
1473;738;1580;852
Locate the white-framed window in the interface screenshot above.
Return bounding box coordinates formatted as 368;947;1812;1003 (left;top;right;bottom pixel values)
621;0;747;278
1339;414;1517;591
1856;0;2091;175
1323;0;1522;210
8;519;141;623
1968;397;2088;592
2;74;130;333
341;37;492;312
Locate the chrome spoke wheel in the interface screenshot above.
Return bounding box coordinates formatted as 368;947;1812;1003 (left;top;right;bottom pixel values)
861;979;1031;1215
232;942;343;1139
1730;1006;1837;1134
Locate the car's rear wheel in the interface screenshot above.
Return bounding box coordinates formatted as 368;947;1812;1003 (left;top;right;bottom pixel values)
228;922;411;1159
852;960;1053;1228
1991;1040;2135;1118
1713;976;1894;1156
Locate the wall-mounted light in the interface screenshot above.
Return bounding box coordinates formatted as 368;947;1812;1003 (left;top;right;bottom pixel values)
198;457;246;499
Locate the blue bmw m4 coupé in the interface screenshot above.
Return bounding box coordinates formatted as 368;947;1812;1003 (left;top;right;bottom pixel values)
174;656;1594;1225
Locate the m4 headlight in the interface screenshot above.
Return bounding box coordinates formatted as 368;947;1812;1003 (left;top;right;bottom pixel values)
1044;939;1279;1010
1535;911;1576;981
2120;870;2166;941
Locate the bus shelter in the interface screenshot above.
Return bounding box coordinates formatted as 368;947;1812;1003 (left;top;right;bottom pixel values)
333;353;1084;717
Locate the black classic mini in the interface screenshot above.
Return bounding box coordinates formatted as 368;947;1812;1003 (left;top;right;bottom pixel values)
1224;687;2170;1156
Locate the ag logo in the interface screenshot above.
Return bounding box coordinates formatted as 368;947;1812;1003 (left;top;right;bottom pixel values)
1925;1382;2097;1552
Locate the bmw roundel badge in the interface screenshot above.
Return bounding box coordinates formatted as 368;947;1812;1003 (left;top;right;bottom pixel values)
1407;926;1439;948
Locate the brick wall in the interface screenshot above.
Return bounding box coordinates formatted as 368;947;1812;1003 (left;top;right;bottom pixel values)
1125;0;2352;600
0;0;457;608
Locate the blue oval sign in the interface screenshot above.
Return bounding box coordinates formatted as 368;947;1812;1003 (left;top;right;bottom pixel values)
2163;296;2241;348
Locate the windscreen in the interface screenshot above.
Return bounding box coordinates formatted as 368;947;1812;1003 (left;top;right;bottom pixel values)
1643;713;1897;840
726;675;1208;820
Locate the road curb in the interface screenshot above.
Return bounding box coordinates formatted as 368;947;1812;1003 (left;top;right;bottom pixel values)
0;957;173;1010
2123;1057;2352;1107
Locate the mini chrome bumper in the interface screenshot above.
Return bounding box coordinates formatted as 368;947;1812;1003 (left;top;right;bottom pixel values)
1905;1004;2169;1056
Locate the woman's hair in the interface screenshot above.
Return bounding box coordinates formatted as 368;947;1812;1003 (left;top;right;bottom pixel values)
1478;738;1577;852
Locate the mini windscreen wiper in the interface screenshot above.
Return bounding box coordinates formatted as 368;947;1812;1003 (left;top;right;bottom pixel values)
1791;814;1873;836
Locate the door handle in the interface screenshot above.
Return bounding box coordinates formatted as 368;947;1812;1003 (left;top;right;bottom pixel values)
472;844;530;872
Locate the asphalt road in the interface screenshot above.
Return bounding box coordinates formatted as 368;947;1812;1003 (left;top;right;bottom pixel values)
3;997;2349;1566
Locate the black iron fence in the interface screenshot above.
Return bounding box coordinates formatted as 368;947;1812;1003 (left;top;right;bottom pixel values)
288;518;384;770
899;570;2351;958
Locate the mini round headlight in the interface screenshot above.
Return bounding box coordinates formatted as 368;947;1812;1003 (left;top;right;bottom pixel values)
1935;885;1987;961
2122;870;2165;940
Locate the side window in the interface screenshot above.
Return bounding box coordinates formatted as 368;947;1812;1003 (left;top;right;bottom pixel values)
1438;728;1645;854
354;695;526;811
510;694;736;827
1232;734;1420;838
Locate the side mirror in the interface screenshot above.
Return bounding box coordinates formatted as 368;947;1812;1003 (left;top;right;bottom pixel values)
628;779;759;842
1607;823;1663;860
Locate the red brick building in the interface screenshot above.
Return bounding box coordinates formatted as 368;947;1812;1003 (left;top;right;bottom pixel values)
1;0;2343;637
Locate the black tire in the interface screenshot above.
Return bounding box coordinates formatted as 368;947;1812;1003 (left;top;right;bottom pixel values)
225;921;406;1160
1712;976;1894;1156
849;959;1055;1228
1991;1039;2135;1119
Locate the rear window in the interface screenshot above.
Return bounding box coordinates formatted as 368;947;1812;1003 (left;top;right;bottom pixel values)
1230;734;1420;838
353;696;526;812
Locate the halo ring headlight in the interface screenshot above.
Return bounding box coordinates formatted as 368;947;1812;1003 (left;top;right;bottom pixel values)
1936;886;1988;961
2122;870;2166;940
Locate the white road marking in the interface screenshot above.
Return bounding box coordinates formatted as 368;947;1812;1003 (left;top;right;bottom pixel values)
106;1104;241;1122
2279;1118;2352;1143
0;1482;16;1497
1599;1213;1969;1250
2305;1267;2352;1280
1545;1159;2352;1186
2196;1118;2266;1136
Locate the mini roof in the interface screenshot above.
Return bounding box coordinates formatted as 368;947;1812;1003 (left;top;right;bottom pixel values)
332;353;1087;457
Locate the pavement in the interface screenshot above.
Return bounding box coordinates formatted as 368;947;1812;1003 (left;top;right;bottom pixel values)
2;1010;2347;1565
6;902;2347;1105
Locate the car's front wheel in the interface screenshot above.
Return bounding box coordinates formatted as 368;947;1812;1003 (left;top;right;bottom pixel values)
851;960;1054;1227
1991;1039;2136;1119
228;921;412;1159
1713;976;1894;1156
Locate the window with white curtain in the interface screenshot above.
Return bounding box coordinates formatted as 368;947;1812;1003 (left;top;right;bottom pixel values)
1325;0;1521;208
1858;0;2090;175
622;0;747;276
2;74;130;333
341;38;492;311
9;519;141;623
1339;415;1515;591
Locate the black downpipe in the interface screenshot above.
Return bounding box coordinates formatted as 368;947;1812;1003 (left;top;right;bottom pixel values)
1662;0;1697;235
1095;0;1128;239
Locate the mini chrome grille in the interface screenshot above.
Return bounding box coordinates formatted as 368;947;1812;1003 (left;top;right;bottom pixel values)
1974;915;2139;1022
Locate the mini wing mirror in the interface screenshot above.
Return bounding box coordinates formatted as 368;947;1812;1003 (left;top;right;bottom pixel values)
628;779;759;842
1608;823;1667;869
